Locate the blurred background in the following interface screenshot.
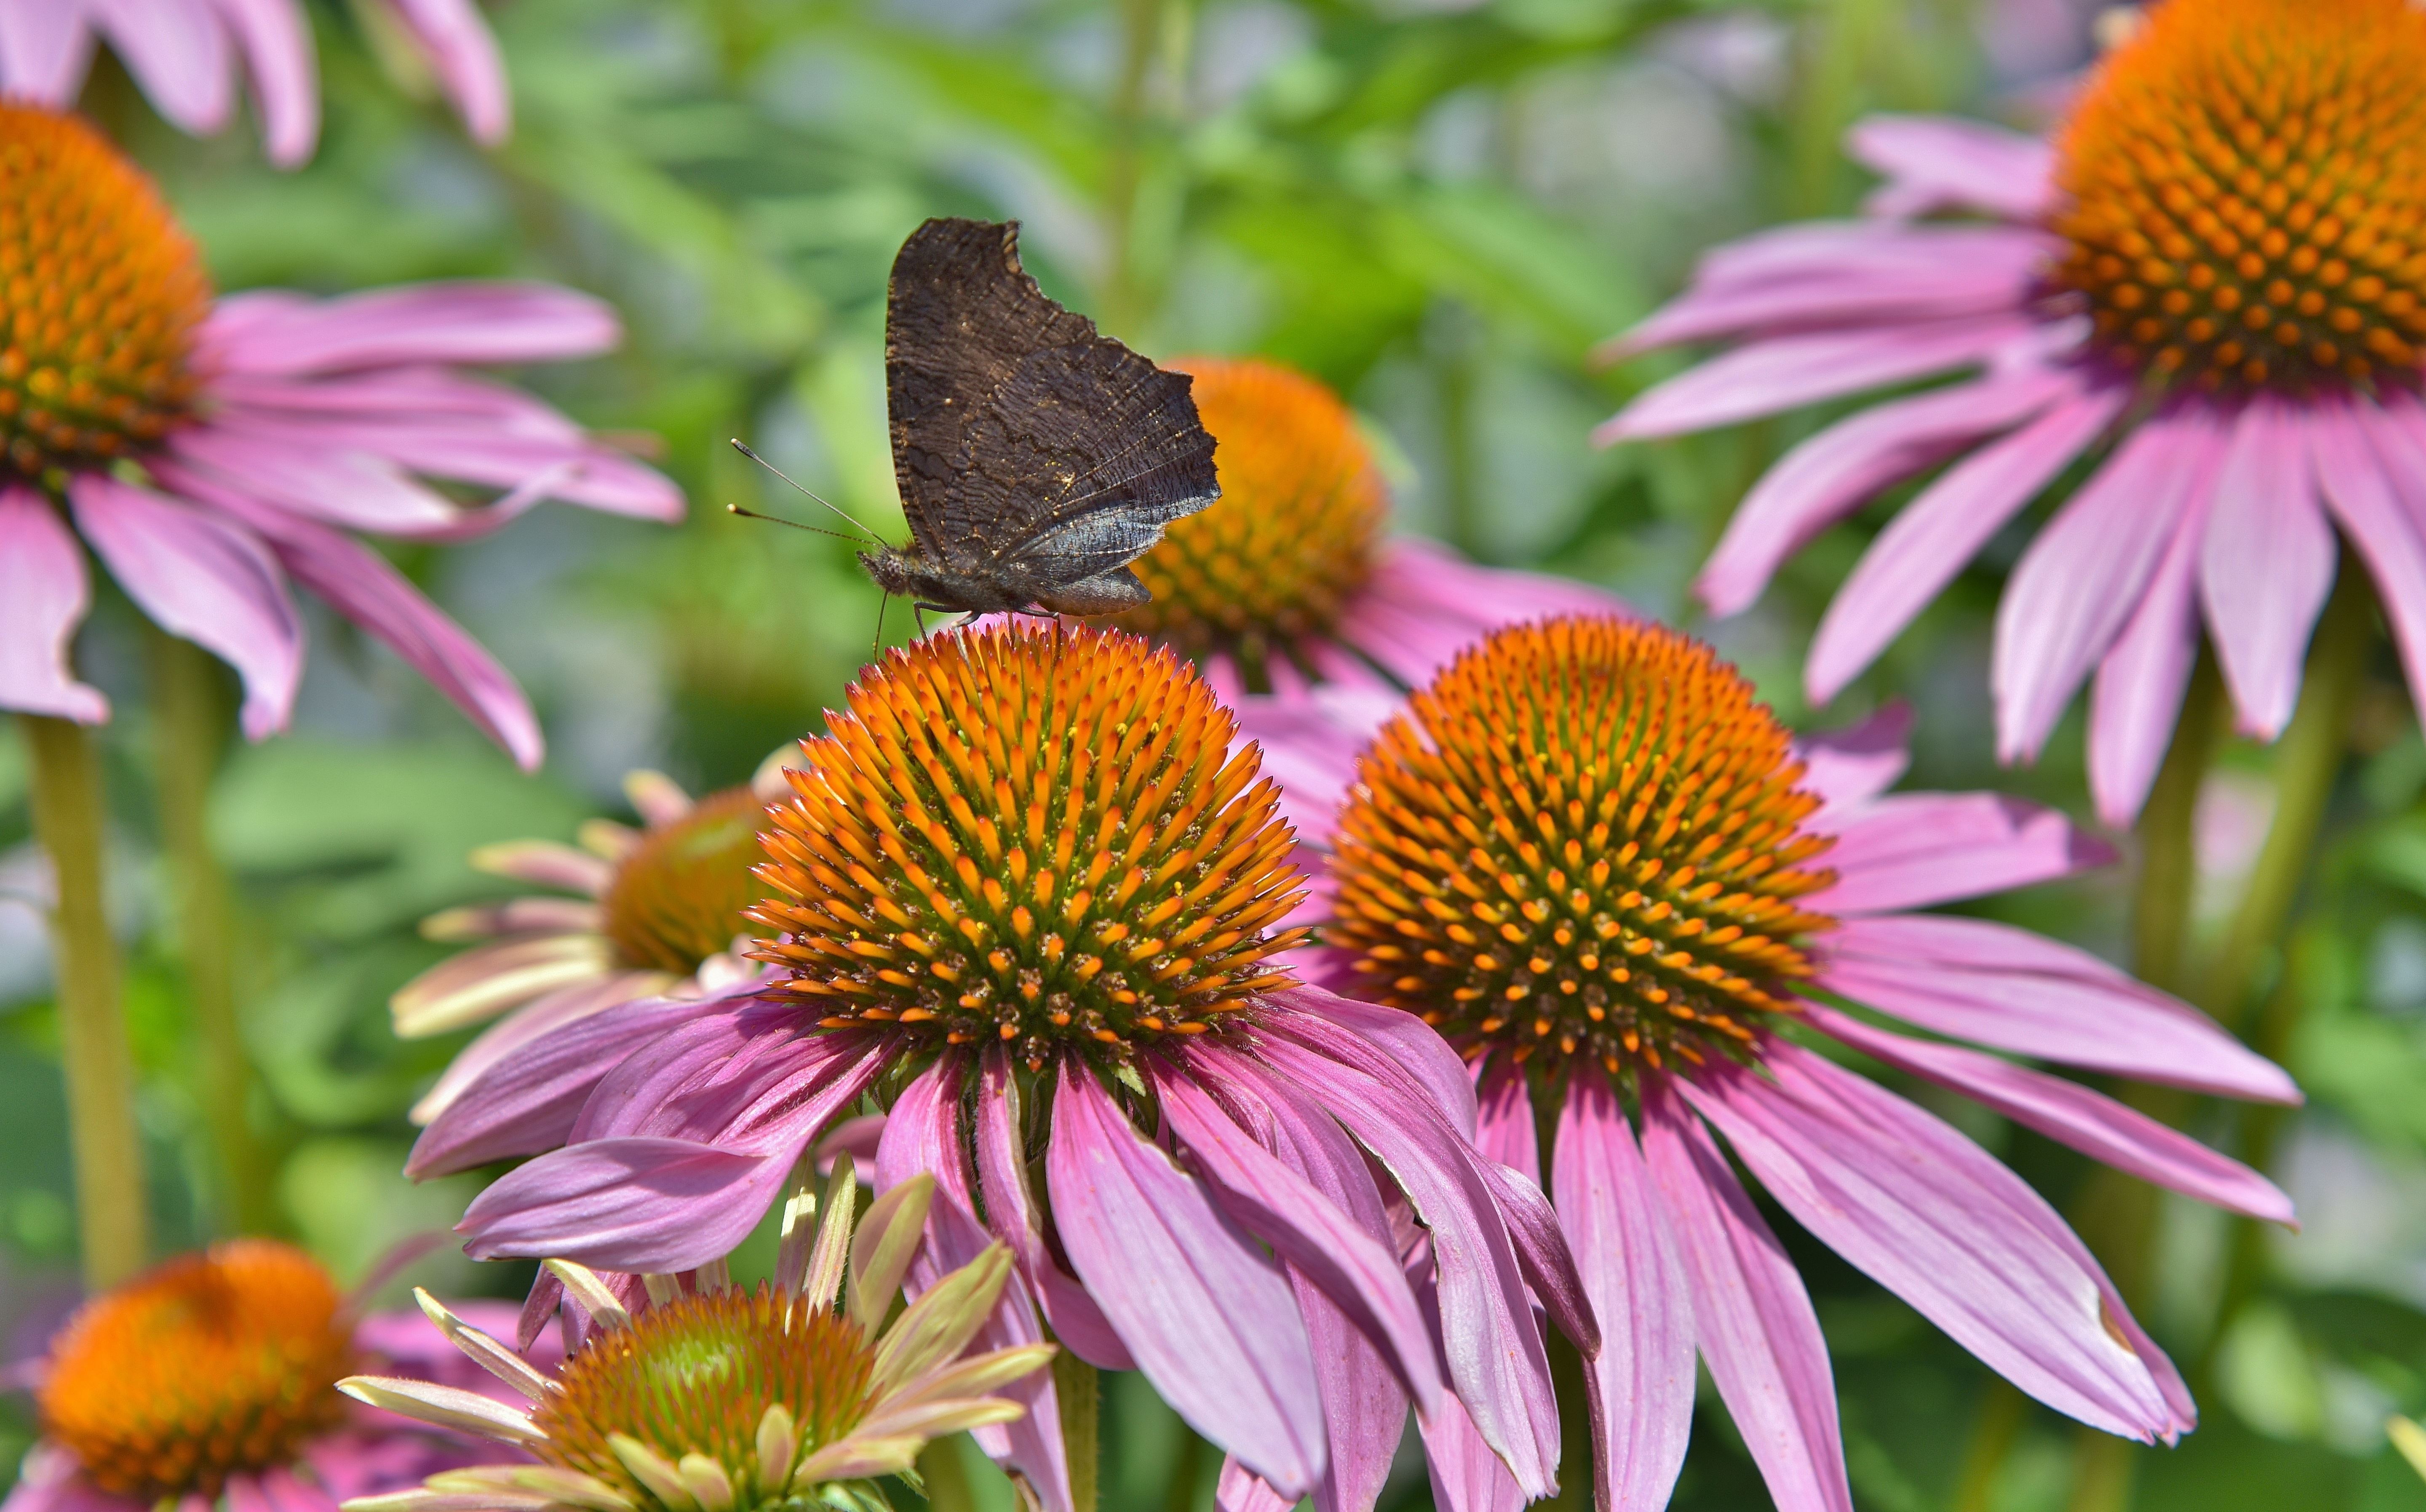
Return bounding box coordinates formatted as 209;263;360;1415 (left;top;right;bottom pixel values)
7;0;2426;1508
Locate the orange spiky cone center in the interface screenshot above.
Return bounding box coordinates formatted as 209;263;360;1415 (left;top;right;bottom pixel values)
749;622;1308;1071
2048;0;2426;394
601;787;776;974
1109;358;1385;676
1325;617;1838;1077
36;1241;352;1498
0;103;208;482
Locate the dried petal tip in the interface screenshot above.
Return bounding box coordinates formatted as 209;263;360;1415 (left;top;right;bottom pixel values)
1328;615;1838;1077
750;621;1309;1070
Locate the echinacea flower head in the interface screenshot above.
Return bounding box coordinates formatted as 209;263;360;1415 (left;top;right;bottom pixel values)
0;102;680;768
1103;355;1623;697
342;1160;1053;1512
5;1239;547;1512
1258;614;2306;1512
0;0;509;166
1600;0;2426;823
396;769;782;1127
416;622;1595;1512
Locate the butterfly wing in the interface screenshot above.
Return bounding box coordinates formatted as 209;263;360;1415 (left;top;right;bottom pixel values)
884;218;1218;585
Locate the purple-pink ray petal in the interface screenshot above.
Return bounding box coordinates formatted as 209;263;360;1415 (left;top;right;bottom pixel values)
2199;397;2338;740
1600;318;2035;445
0;4;95;104
1693;370;2073;616
409;972;668;1126
1794;703;1912;815
973;1050;1136;1370
1473;1057;1539;1186
1814;914;2299;1103
68;474;302;739
1807;793;2111;915
91;0;233;134
198;285;622;376
1216;1461;1299;1512
1230;695;1369;848
457;1134;786;1271
1845;114;2057;221
1554;1069;1693;1512
0;487;107;723
1995;409;2225;763
2320;398;2426;721
1157;1068;1444;1413
212;0;317;165
1047;1062;1326;1496
1420;1387;1531;1512
1809;386;2123;702
1261;985;1479;1135
1803;1005;2294;1223
1678;1043;2188;1440
1339;541;1630;692
1636;1078;1851;1512
385;0;510;144
2087;483;2208;828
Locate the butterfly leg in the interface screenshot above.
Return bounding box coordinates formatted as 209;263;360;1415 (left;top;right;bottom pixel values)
871;592;890;662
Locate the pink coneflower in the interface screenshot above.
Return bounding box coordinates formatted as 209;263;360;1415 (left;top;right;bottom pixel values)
395;767;789;1128
3;1240;558;1512
1107;356;1624;697
1598;0;2426;823
1248;615;2301;1512
409;622;1594;1512
0;103;679;769
0;0;508;165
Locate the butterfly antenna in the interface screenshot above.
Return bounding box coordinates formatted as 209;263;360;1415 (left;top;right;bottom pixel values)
725;504;868;545
729;440;883;543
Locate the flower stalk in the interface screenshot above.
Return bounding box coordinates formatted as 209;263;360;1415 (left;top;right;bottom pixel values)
20;714;148;1288
1055;1353;1099;1512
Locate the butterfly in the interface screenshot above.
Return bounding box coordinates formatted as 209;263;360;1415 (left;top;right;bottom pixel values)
826;216;1218;620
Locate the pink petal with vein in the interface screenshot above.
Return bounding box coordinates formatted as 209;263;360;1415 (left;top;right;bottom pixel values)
2199;398;2338;740
1340;540;1628;690
0;487;107;722
2326;399;2426;714
1474;1056;1539;1185
409;973;668;1126
212;0;317;164
1421;1386;1530;1512
1808;793;2112;914
1794;703;1912;815
1637;1078;1851;1512
1261;984;1479;1136
90;0;232;133
1846;115;2057;221
0;3;95;103
167;424;464;536
198;285;621;375
973;1050;1136;1370
384;0;509;143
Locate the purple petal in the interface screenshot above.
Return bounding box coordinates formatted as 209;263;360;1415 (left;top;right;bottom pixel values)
0;4;96;104
166;424;465;536
1808;793;2113;915
1553;1070;1692;1512
1230;694;1370;848
1260;985;1479;1136
973;1049;1136;1370
383;0;509;144
1677;1043;2192;1442
1814;913;2299;1103
197;284;621;375
1472;1056;1538;1185
1047;1062;1326;1496
1470;1156;1599;1360
2199;397;2338;740
880;1060;1072;1512
458;1135;783;1270
1216;1461;1298;1512
0;487;107;722
1599;318;2036;444
1845;114;2057;221
67;474;301;739
1995;409;2226;763
1421;1388;1531;1512
212;0;317;165
1158;1066;1445;1414
1793;703;1912;815
1694;370;2073;617
1809;386;2123;703
1636;1078;1851;1512
2086;490;2207;828
2320;398;2426;725
408;973;671;1127
90;0;232;134
1337;540;1630;690
1803;1005;2294;1223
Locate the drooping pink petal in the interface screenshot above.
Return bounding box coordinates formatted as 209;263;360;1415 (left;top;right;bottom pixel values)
210;0;317;165
0;487;107;723
1420;1384;1531;1512
88;0;233;134
2321;398;2426;718
2087;467;2213;827
1807;793;2112;914
1794;703;1912;815
1260;984;1479;1136
1473;1056;1538;1185
1157;1068;1444;1415
197;284;622;375
1554;1070;1693;1512
1693;369;2075;616
165;425;467;537
1470;1156;1599;1361
387;930;614;1038
383;0;509;144
457;1135;781;1270
1995;409;2225;763
1229;695;1368;847
1339;540;1629;691
1678;1043;2191;1442
880;1060;1072;1512
1047;1061;1325;1496
0;3;97;104
1802;1004;2294;1223
973;1050;1136;1370
1809;386;2124;703
68;474;302;739
408;972;669;1127
2199;398;2338;740
1216;1460;1299;1512
1815;914;2300;1103
1636;1078;1852;1512
1845;115;2057;221
1598;318;2035;444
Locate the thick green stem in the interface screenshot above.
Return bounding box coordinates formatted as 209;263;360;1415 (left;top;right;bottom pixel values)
1161;1420;1205;1512
916;1436;977;1512
1951;1382;2026;1512
1055;1352;1099;1512
2066;1430;2140;1512
2193;567;2373;1028
1099;0;1171;337
2134;653;2226;996
147;629;277;1234
21;715;148;1288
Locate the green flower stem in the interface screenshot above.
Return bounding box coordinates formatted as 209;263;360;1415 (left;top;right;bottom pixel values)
1161;1421;1205;1512
20;714;148;1288
1055;1352;1099;1512
147;629;277;1234
1950;1382;2025;1512
1100;0;1175;338
915;1436;977;1512
2134;652;2227;997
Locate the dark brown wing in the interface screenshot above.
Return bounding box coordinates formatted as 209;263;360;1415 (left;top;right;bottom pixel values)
884;218;1218;582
